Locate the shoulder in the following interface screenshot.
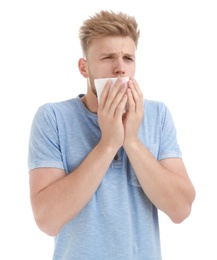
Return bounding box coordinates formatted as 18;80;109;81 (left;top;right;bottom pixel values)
144;99;169;114
143;99;175;129
34;97;80;119
38;98;76;112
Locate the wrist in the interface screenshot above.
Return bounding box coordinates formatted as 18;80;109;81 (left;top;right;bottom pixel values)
123;137;140;151
98;138;120;158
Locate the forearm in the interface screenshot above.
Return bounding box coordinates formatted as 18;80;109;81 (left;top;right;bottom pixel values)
124;139;195;223
32;141;117;236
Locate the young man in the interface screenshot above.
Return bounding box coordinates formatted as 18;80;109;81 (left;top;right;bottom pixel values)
28;10;195;260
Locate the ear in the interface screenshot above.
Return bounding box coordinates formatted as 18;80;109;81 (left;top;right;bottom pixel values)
78;58;88;78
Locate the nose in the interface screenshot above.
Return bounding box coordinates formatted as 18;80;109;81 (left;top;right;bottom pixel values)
113;57;125;76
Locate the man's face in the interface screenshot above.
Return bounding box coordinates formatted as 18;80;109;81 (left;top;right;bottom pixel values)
85;36;136;95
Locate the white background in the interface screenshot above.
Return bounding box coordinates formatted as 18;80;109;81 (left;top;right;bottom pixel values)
0;0;216;259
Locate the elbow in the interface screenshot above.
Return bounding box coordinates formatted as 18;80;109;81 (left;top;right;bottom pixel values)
34;214;61;237
39;225;60;237
170;206;192;224
31;203;59;236
170;191;196;224
32;205;79;237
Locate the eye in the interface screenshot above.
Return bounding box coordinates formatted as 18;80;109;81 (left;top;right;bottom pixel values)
103;56;112;59
124;56;134;61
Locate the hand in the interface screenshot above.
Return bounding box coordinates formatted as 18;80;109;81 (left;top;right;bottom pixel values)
97;77;128;150
123;78;144;147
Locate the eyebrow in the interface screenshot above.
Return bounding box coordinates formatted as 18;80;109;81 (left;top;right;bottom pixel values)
99;52;135;59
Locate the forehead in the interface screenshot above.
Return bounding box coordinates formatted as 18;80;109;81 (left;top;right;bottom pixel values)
87;36;136;57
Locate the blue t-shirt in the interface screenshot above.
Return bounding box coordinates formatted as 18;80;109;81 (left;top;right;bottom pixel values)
28;95;182;260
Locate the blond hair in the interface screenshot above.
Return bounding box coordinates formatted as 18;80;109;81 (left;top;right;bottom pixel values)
79;10;140;57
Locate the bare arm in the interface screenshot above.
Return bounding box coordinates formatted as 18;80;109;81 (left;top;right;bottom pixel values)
29;142;117;236
124;141;195;223
29;78;127;236
123;78;195;223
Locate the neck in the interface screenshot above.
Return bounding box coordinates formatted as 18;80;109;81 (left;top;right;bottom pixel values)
82;87;98;113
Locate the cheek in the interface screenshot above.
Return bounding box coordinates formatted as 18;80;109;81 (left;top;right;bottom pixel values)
87;75;97;95
128;64;136;76
89;59;112;75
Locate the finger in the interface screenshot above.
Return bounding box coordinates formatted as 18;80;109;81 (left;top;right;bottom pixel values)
105;78;123;108
99;80;112;110
126;88;135;112
128;79;143;112
115;93;128;117
109;83;128;114
132;78;143;97
104;77;125;112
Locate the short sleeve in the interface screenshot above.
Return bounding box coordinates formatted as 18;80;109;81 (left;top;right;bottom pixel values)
159;103;182;160
28;104;64;171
